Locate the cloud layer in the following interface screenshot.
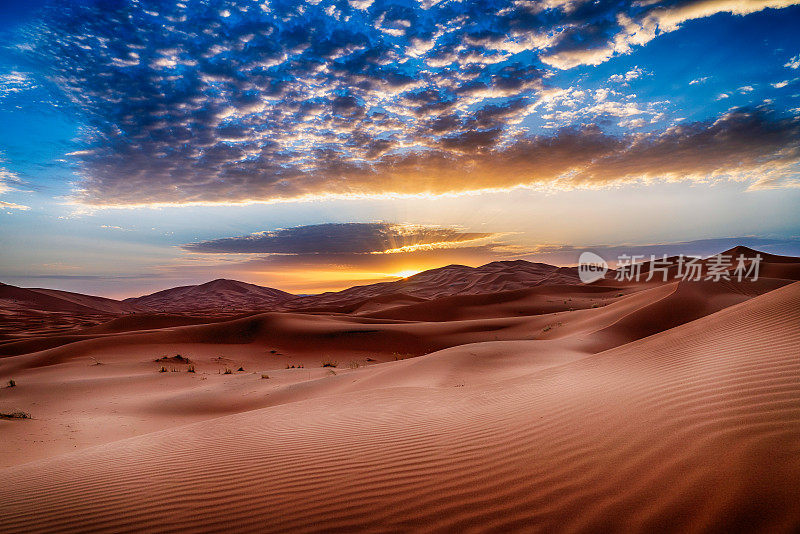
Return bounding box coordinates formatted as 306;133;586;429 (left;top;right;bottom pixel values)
183;223;496;255
29;0;800;206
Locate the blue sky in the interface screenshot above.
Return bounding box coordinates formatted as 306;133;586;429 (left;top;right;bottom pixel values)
0;0;799;296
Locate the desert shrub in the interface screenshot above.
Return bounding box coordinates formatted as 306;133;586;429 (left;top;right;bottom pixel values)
8;378;16;387
347;360;361;369
223;368;233;375
158;366;168;373
321;360;338;368
261;374;269;379
237;366;245;372
155;354;191;364
0;410;30;419
187;365;195;373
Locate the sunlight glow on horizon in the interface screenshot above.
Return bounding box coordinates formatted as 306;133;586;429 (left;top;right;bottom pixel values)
390;269;421;279
1;1;799;297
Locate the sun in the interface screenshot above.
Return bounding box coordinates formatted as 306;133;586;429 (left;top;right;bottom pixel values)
391;269;420;278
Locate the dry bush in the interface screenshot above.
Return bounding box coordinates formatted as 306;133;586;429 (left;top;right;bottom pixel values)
0;410;30;419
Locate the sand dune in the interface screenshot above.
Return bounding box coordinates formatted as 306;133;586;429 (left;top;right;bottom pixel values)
0;283;140;341
1;282;798;532
360;283;630;321
0;283;137;315
1;249;799;532
281;260;581;311
124;279;294;313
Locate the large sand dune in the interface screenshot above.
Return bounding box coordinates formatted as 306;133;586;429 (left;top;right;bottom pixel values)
1;250;799;532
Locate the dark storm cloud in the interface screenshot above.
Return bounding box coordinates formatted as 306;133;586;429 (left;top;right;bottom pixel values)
183;222;496;254
28;0;800;206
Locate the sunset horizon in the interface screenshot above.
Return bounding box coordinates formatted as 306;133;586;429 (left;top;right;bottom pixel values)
1;0;799;298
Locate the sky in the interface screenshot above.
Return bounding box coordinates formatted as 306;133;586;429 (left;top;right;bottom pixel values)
0;0;799;297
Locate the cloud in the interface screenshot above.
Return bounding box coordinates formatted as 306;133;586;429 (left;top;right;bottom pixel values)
0;71;36;99
73;106;800;204
183;223;497;255
0;155;28;209
541;0;800;69
0;200;30;211
0;165;24;195
608;67;645;84
23;0;800;207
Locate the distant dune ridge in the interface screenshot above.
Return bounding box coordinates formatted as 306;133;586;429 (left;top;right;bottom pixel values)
122;278;294;313
1;246;799;532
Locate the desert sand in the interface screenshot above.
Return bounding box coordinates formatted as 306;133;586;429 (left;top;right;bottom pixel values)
1;247;799;533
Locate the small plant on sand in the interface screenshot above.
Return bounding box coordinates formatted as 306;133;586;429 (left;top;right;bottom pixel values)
8;378;16;387
223;368;233;374
261;374;269;379
321;360;338;368
187;365;196;373
237;366;245;372
0;410;30;419
155;354;191;364
347;360;361;369
158;366;168;373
